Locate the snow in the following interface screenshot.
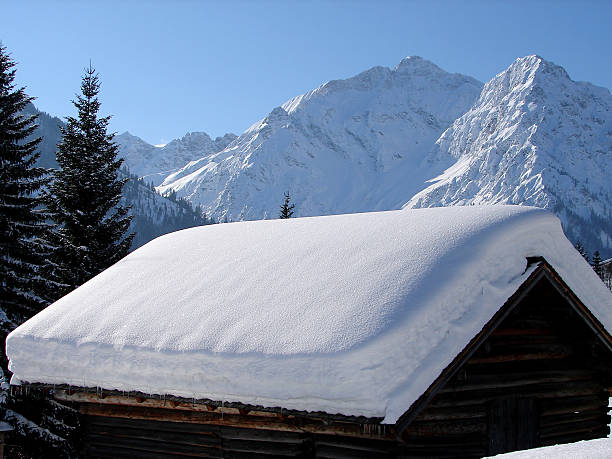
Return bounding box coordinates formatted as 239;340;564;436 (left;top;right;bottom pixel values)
404;55;612;257
484;438;612;458
116;131;237;186
6;206;612;423
155;56;482;221
118;54;611;257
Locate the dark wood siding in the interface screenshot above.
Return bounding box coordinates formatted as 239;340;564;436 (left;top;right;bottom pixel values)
401;276;612;457
80;413;399;458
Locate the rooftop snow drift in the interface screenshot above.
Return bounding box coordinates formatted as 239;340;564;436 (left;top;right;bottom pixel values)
6;206;612;423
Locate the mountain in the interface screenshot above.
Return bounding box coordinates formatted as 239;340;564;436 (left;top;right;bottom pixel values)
120;169;213;249
115;131;237;186
404;55;612;256
25;105;210;250
22;103;62;169
156;57;483;220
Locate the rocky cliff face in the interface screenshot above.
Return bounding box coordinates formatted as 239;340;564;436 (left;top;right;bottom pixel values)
405;55;612;255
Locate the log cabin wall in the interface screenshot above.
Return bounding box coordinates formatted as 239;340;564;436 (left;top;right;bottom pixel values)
76;401;400;458
401;276;612;458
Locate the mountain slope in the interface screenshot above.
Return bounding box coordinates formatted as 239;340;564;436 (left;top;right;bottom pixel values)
404;55;612;256
116;131;236;186
156;57;483;221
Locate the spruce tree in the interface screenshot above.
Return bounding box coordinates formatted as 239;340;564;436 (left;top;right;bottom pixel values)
591;250;603;280
279;191;295;219
0;45;79;459
575;241;589;263
0;46;51;326
47;65;133;293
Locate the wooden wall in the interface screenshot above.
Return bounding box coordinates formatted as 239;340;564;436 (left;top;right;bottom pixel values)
401;276;612;457
79;410;399;458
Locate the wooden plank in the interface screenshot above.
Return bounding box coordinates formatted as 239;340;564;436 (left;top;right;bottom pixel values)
413;404;486;422
403;418;486;436
430;380;605;408
81;403;395;439
540;418;607;439
440;369;596;393
490;327;555;337
222;438;306;456
468;349;572;364
540;408;608;428
516;397;538;451
314;443;391;459
539;394;609;416
487;398;513;455
85;438;222;458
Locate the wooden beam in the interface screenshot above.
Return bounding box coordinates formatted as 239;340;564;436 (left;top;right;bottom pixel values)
78;403;396;440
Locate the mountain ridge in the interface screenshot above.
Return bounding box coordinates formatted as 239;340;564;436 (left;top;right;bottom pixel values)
405;55;612;255
156;56;483;221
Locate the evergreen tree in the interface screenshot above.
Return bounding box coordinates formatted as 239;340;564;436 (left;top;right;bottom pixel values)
591;250;603;280
575;241;589;263
279;191;295;219
47;65;133;293
0;45;51;327
0;45;79;459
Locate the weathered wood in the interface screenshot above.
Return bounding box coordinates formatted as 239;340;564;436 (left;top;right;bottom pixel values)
413;404;485;422
56;390;278;418
85;437;223;458
314;443;391;459
468;349;572;364
403;418;486;436
440;369;596;393
539;394;608;416
490;327;555;337
313;434;396;451
540;409;608;428
86;425;222;447
81;402;393;439
540;418;607;439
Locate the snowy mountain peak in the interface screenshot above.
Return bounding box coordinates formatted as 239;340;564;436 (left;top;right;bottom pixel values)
157;56;483;221
406;55;612;256
116;130;237;186
394;55;444;74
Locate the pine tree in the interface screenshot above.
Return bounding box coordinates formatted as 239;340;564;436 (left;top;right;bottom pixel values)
47;65;133;293
279;191;295;219
575;241;589;263
0;45;79;459
591;250;603;280
0;46;52;327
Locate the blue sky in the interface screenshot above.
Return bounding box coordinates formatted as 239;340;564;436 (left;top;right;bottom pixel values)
4;0;612;145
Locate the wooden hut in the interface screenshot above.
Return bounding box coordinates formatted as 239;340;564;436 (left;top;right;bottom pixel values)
7;206;612;458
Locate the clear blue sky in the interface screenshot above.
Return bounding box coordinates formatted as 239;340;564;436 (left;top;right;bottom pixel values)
4;0;611;145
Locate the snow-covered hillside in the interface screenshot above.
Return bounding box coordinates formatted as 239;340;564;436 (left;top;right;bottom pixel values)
156;57;482;220
405;56;612;255
115;131;236;186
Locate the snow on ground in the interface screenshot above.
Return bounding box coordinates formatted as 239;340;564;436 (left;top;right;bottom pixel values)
484;438;612;458
6;206;612;423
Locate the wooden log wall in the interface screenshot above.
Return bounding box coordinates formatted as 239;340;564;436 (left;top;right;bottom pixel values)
79;411;400;458
401;277;612;458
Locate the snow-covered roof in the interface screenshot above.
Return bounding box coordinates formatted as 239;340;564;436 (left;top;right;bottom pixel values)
6;206;612;423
